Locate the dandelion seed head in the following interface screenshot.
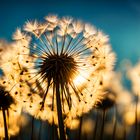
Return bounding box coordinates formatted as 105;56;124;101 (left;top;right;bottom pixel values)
0;40;31;138
0;41;34;105
0;85;14;110
0;103;22;138
127;62;140;95
11;15;116;126
100;70;133;118
96;91;115;110
0;77;22;138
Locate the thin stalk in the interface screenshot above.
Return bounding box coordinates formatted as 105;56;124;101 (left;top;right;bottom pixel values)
138;121;140;140
123;123;126;140
135;94;139;140
49;122;59;140
78;116;83;140
112;106;117;140
53;124;59;140
48;123;53;140
93;110;99;140
31;117;34;140
56;81;66;140
18;115;23;140
2;108;9;140
100;109;106;140
38;120;42;140
51;119;55;140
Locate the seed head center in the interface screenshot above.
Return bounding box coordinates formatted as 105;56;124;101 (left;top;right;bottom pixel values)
40;54;77;83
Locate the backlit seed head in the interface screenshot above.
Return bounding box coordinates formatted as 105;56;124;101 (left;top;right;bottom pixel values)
11;15;116;126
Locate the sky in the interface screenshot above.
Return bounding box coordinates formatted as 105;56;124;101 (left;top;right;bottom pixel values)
0;0;140;67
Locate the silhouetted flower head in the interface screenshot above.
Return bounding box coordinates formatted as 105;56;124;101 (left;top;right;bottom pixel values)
96;91;116;110
0;86;14;110
11;15;116;126
127;62;140;95
0;40;24;138
0;81;21;138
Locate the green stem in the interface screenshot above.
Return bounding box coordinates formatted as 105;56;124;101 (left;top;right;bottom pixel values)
2;108;9;140
56;81;66;140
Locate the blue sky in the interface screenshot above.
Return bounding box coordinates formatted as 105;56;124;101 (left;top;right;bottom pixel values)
0;0;140;66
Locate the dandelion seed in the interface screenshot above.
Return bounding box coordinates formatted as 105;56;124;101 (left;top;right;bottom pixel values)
24;20;39;33
84;23;97;38
11;15;116;139
45;14;58;23
12;28;26;40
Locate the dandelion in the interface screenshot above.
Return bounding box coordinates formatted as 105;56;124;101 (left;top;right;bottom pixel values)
95;91;116;140
0;77;22;139
127;62;140;95
100;70;135;140
12;15;116;139
101;71;132;107
0;41;24;139
96;92;115;110
127;62;140;140
0;85;14;139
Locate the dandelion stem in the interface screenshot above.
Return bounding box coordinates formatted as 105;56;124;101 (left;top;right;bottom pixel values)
135;94;138;140
93;110;99;140
38;120;42;140
78;116;83;140
31;117;34;140
123;122;126;140
138;121;140;140
51;120;55;140
100;109;106;140
2;108;9;140
51;122;59;140
55;81;66;140
112;106;117;140
18;115;23;140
